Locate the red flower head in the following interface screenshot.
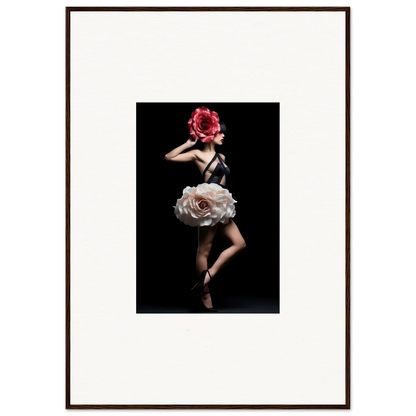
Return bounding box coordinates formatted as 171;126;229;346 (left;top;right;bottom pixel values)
187;106;221;143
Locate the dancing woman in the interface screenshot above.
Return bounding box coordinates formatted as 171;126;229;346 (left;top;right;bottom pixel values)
165;107;246;312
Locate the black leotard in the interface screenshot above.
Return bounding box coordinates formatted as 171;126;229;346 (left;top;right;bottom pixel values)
202;152;230;186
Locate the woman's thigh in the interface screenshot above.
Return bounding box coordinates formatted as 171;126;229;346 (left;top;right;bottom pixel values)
198;223;219;248
218;219;245;246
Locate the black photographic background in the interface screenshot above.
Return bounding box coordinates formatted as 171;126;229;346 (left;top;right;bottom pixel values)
136;103;279;313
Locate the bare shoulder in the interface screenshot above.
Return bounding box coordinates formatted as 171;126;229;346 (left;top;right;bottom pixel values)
218;153;226;161
192;149;204;161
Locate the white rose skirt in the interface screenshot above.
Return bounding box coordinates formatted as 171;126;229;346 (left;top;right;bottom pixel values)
174;182;237;227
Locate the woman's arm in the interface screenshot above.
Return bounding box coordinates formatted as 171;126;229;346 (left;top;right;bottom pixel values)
165;138;198;162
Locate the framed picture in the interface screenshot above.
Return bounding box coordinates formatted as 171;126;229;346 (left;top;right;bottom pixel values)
66;7;350;409
136;102;280;314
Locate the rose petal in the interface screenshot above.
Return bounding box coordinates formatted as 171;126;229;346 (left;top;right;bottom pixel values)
174;172;236;227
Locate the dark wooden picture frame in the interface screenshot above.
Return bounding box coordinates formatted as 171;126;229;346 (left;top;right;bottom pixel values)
62;3;356;414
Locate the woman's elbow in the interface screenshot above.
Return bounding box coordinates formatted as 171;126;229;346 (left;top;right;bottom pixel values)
164;155;171;161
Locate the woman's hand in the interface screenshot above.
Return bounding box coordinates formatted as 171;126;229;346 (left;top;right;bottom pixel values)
165;138;197;161
185;137;197;147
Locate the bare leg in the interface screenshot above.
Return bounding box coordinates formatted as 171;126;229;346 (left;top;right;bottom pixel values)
208;219;246;279
196;223;218;276
196;224;218;308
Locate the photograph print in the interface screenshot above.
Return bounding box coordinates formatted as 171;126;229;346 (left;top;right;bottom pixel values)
136;103;279;313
